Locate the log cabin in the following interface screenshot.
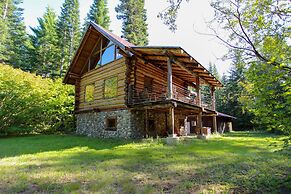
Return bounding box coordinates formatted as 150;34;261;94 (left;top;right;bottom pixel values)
63;21;233;138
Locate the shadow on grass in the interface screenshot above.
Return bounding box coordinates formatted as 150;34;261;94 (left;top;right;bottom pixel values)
0;132;289;193
0;134;132;159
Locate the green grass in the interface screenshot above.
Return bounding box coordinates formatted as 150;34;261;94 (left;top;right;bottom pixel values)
0;132;290;193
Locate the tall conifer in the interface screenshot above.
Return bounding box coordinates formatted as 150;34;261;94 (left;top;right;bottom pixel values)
57;0;81;77
0;0;10;62
30;7;60;77
0;0;29;70
83;0;110;30
116;0;148;46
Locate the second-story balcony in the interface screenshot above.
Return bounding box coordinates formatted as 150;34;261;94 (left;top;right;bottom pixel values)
128;85;213;110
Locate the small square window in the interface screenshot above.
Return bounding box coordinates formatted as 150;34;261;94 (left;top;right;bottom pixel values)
106;117;117;131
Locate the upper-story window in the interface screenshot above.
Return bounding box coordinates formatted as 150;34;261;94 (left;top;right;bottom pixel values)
104;76;118;98
144;76;153;92
96;40;123;67
85;84;95;102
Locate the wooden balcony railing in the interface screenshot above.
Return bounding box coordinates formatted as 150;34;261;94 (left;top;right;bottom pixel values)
128;85;213;109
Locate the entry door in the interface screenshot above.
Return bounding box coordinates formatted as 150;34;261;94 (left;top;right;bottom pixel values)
148;119;156;138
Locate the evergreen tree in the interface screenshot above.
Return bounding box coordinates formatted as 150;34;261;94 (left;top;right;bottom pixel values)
57;0;81;77
0;0;10;62
116;0;148;46
83;0;110;31
29;7;60;77
218;52;253;130
0;0;29;70
201;63;221;109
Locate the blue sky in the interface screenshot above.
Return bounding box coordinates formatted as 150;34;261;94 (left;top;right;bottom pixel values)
22;0;231;75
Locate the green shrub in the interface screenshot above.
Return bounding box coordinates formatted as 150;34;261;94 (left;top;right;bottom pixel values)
0;64;75;135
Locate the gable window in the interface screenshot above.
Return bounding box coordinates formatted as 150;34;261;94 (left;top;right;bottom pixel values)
144;76;153;92
105;117;117;131
104;76;118;98
85;84;95;102
96;40;123;67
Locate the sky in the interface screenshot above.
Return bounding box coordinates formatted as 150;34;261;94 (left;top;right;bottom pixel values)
22;0;231;75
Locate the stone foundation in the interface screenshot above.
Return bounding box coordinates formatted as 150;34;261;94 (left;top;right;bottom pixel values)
76;109;191;139
76;109;143;139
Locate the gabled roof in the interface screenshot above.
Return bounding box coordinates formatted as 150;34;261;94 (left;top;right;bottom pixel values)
63;21;222;87
63;21;134;85
90;22;135;49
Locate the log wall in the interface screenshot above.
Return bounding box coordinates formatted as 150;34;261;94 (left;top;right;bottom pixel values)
133;58;189;98
78;58;127;111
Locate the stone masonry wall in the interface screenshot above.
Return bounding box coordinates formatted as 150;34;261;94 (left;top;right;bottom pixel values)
76;109;143;139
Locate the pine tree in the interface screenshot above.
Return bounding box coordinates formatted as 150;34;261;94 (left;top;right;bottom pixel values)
116;0;148;46
0;0;29;70
201;63;221;109
29;7;60;77
57;0;81;77
83;0;110;31
218;52;253;130
0;0;10;62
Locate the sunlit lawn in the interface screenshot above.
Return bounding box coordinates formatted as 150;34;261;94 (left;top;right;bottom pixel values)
0;131;290;193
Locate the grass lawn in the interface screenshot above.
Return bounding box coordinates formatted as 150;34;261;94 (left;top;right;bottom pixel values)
0;131;290;193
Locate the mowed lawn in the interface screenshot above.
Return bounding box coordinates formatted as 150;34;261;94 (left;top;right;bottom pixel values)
0;132;290;193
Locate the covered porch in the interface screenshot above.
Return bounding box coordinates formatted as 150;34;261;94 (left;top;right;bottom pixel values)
128;46;222;137
129;99;218;138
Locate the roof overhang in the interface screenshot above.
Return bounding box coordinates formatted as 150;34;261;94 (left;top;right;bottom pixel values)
129;46;223;87
63;22;134;85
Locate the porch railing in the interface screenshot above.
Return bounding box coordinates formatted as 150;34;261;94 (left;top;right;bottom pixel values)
128;85;213;109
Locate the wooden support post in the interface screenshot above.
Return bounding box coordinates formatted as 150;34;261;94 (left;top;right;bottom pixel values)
74;79;81;112
211;86;217;133
195;76;203;135
169;107;175;137
212;115;217;134
211;86;216;111
196;76;201;106
197;112;202;135
167;57;173;99
145;108;148;138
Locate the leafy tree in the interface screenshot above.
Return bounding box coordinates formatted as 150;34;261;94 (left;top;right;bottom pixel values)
0;63;74;135
57;0;81;77
116;0;149;46
158;0;189;32
83;0;110;31
29;7;60;77
210;0;290;134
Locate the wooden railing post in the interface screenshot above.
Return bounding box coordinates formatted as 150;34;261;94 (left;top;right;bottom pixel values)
167;57;173;99
196;76;203;134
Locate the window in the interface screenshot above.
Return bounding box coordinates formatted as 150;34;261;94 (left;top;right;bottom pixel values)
101;44;115;65
104;76;118;98
106;117;117;131
144;76;153;92
96;40;123;67
85;84;95;102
